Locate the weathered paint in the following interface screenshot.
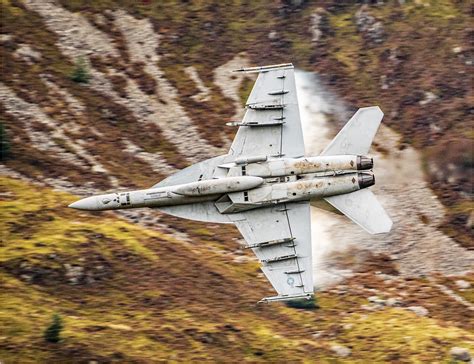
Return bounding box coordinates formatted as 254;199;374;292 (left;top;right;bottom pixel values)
173;176;264;196
70;171;373;212
228;155;371;178
215;173;368;214
69;188;218;211
234;155;267;165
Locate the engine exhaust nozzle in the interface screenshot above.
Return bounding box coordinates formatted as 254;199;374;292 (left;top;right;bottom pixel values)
358;173;375;189
357;156;373;170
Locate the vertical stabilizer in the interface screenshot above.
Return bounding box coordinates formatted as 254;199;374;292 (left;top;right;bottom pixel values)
321;106;383;156
321;106;392;234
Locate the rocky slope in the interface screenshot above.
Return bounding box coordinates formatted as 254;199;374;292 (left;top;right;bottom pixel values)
297;70;474;287
1;0;473;362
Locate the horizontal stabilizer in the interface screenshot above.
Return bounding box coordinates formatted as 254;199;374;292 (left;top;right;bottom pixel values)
321;106;383;156
324;189;392;234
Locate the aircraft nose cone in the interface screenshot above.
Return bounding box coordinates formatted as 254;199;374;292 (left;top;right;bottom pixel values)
68;196;99;210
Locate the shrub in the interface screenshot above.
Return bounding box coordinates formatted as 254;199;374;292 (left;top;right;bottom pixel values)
285;295;319;310
71;57;90;84
44;313;63;343
0;123;10;161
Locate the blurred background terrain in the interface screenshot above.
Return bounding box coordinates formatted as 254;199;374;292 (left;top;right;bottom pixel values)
1;0;473;362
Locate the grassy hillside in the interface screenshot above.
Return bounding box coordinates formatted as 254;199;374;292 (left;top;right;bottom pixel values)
1;0;473;361
1;176;473;362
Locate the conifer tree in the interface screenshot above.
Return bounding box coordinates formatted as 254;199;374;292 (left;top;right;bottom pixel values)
44;314;63;343
71;57;90;84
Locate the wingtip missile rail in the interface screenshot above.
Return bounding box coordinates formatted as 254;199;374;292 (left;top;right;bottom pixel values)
233;63;294;73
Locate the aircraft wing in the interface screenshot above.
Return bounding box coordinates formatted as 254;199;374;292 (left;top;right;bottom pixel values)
229;63;305;159
229;201;313;302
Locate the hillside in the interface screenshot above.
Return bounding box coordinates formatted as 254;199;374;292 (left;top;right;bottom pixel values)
2;175;473;362
2;0;472;247
1;0;473;362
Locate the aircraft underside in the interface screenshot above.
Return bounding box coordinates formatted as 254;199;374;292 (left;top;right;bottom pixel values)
69;63;392;303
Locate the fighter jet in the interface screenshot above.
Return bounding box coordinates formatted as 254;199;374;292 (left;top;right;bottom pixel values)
69;63;392;303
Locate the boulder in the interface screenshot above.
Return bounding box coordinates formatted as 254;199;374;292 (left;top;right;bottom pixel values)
14;44;42;64
368;296;386;305
330;344;351;358
342;323;353;330
64;264;84;285
449;347;471;362
419;91;438;106
455;280;471;289
386;297;402;307
0;34;13;42
310;13;323;42
268;31;278;40
355;5;385;44
406;306;429;317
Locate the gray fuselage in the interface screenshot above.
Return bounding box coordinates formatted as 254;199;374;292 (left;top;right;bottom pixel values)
69;155;374;212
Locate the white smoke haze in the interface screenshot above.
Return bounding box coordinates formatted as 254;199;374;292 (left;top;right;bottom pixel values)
295;70;474;289
295;70;355;289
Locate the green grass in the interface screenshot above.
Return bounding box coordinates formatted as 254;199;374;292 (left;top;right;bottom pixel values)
0;177;167;262
1;178;473;362
238;77;254;106
1;1;473;361
340;309;474;362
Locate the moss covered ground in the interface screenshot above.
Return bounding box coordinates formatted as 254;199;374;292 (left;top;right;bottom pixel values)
1;0;473;361
1;176;473;362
